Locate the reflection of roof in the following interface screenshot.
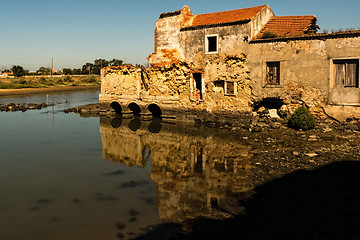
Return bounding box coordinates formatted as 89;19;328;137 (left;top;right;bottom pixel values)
259;16;317;38
182;5;267;30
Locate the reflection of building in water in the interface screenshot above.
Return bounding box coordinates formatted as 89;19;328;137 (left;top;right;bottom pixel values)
100;117;253;223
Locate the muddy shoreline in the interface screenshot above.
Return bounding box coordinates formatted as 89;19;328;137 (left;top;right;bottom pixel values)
0;85;100;97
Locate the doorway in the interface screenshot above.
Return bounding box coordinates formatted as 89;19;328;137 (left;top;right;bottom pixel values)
193;73;203;100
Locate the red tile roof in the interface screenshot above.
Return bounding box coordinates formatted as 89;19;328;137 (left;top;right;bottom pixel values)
259;16;317;38
251;29;360;43
186;5;267;28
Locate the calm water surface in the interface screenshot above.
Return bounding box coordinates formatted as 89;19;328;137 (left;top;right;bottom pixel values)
0;90;252;240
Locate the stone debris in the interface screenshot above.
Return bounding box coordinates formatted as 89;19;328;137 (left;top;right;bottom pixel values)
0;102;51;112
305;152;319;157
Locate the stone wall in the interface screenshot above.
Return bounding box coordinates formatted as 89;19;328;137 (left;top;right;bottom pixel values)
100;54;253;123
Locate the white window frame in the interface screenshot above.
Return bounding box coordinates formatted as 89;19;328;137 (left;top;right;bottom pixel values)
224;81;237;96
205;34;219;54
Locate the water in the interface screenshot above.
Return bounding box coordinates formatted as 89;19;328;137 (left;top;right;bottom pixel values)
0;90;253;239
1;90;358;240
0;90;161;240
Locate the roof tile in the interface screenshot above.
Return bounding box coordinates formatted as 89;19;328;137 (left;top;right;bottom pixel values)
259;16;317;38
186;5;267;28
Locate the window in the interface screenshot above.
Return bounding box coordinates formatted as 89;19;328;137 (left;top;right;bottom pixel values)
205;34;218;54
266;62;280;85
213;80;236;95
226;82;235;95
333;59;359;88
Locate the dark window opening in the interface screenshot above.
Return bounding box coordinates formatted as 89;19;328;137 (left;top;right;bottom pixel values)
110;102;122;114
214;80;224;89
266;62;280;85
193;73;203;99
226;81;235;95
334;59;359;88
128;103;141;116
207;36;217;53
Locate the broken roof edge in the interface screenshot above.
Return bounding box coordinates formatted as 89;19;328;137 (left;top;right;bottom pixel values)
159;5;193;19
180;19;251;31
181;5;269;31
250;30;360;43
180;4;268;32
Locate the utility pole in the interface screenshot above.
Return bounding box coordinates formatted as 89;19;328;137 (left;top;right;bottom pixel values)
51;58;53;77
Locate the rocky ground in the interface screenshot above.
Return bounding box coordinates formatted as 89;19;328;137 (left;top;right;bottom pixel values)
0;102;52;112
67;103;360;239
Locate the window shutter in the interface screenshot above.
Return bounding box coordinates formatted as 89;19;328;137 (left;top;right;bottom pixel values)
335;63;346;87
346;62;357;87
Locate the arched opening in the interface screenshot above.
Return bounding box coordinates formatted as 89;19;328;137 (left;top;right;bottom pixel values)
128;103;141;116
110;102;122;114
147;104;162;118
254;98;284;111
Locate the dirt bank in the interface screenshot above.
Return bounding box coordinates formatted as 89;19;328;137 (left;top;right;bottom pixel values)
0;85;100;97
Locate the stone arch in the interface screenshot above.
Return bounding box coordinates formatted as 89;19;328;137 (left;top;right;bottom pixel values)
110;101;122;114
254;98;284;111
147;103;162;118
128;102;141;116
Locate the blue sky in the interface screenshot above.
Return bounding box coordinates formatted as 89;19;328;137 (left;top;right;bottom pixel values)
0;0;359;71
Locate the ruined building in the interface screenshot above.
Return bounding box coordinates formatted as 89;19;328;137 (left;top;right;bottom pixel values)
100;5;360;122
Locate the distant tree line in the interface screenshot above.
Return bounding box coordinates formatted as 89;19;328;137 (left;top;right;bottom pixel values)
1;58;126;77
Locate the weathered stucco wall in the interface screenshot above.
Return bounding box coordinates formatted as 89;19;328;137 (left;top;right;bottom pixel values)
247;36;360;120
148;6;193;66
249;5;274;39
181;24;250;65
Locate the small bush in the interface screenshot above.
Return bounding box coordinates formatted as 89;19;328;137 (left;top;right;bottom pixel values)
288;106;315;130
63;75;73;83
87;76;98;83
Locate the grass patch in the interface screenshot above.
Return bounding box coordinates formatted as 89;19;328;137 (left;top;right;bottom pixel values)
0;75;100;89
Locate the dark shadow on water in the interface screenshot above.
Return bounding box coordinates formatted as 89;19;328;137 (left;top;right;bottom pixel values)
128;118;141;132
134;161;360;240
110;117;122;128
148;118;162;133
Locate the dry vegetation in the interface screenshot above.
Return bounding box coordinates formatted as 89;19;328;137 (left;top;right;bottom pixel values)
0;75;100;89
